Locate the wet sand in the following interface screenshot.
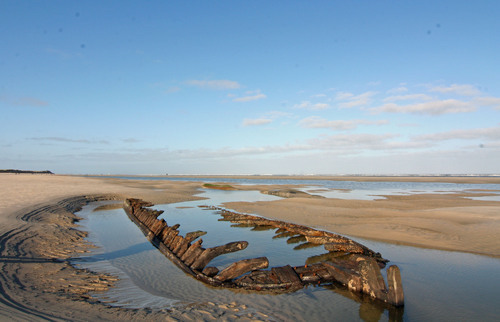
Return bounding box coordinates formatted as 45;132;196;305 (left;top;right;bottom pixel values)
1;174;499;320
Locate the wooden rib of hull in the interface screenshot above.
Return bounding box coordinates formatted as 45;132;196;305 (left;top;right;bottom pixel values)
123;198;404;306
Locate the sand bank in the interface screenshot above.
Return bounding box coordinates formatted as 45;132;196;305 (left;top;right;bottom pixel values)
224;188;500;258
1;174;499;320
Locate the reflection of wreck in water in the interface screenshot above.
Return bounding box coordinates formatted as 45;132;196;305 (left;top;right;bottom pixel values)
123;198;404;308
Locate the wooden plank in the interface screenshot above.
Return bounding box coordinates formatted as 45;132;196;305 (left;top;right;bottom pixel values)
180;239;203;261
359;259;388;301
202;266;219;277
185;247;204;267
322;261;362;292
175;239;191;258
190;241;249;271
185;230;207;242
387;265;404;307
214;257;269;282
170;235;184;253
164;230;179;247
271;265;301;285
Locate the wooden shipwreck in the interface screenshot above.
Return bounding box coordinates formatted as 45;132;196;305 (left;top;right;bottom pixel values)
123;198;404;307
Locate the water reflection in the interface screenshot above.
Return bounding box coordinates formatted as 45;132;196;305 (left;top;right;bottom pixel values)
74;188;500;322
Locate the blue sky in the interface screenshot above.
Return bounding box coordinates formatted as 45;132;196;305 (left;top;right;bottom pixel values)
1;1;499;175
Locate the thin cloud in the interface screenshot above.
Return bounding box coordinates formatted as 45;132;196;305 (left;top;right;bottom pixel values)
383;94;432;102
1;95;49;107
242;118;273;126
27;137;109;144
371;99;476;115
386;86;408;94
335;91;354;100
122;138;141;143
299;116;389;131
335;91;377;108
308;133;399;150
473;96;500;110
415;126;500;142
429;84;480;96
242;110;292;126
294;101;330;110
233;93;267;102
185;79;241;90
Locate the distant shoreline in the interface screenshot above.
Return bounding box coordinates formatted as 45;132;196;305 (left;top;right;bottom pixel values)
82;174;500;184
0;169;53;174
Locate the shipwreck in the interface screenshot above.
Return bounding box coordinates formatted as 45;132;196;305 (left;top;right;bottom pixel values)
123;198;404;307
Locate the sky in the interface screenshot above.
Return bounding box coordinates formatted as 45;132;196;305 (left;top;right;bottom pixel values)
1;1;500;175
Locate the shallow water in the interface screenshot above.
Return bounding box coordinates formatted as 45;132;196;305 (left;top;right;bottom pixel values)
74;186;500;321
109;176;500;200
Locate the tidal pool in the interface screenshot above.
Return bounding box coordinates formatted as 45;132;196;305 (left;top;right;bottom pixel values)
73;189;500;321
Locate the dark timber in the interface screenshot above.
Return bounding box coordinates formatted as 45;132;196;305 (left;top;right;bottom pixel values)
123;198;404;307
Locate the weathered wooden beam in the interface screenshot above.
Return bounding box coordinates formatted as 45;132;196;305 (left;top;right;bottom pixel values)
170;235;184;253
250;225;275;231
185;247;204;267
150;219;167;236
272;231;297;239
185;230;207;242
359;259;387;301
324;242;366;254
159;225;172;242
180;239;203;261
175;239;191;258
271;265;302;287
202;266;219;277
190;241;249;271
306;235;351;244
294;242;322;250
387;265;404;307
214;257;269;282
164;230;179;246
322;261;362;292
287;235;307;244
294;263;329;283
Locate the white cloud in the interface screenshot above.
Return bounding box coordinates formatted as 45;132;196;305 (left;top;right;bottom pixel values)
27;137;109;144
371;99;476;115
294;101;330;110
335;91;378;108
242;118;272;126
335;91;354;100
185;79;241;90
307;133;399;151
415;126;500;142
122;138;141;143
383;94;432;102
299;116;389;131
386;86;408;94
233;93;267;102
429;84;480;96
265;110;294;119
473;96;500;110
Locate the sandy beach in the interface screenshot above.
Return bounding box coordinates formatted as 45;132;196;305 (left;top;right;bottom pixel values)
1;174;499;320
